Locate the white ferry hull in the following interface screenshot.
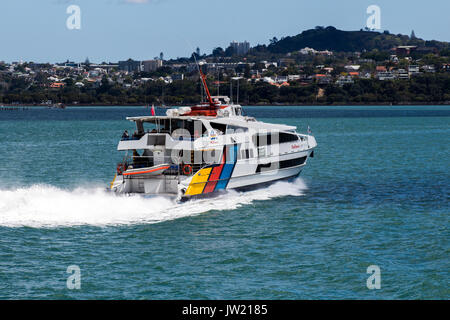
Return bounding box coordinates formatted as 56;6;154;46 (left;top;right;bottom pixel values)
111;146;314;200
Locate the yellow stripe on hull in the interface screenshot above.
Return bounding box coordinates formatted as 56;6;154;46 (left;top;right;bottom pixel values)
185;168;212;196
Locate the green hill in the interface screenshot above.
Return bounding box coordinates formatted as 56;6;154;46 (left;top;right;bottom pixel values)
263;26;450;53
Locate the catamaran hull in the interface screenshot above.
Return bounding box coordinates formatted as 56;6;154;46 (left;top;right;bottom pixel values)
111;153;310;200
112;166;303;200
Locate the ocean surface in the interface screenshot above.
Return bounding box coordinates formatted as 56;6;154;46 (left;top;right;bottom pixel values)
0;105;448;299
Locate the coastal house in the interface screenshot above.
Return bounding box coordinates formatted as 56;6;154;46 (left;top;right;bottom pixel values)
50;82;65;88
171;73;184;81
336;75;354;86
408;65;421;76
360;72;372;79
376;71;396;81
345;65;361;71
396;69;410;80
390;55;399;63
287;75;301;81
421;65;436;73
314;74;332;84
299;47;316;55
392;46;417;55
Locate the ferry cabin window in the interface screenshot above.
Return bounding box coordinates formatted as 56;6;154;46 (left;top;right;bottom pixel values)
254;134;272;147
254;132;298;146
279;132;299;143
145;119;207;137
234;107;243;116
256;156;307;173
210;122;227;134
226;125;248;134
239;148;254;160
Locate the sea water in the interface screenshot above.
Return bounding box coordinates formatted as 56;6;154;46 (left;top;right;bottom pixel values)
0;106;448;299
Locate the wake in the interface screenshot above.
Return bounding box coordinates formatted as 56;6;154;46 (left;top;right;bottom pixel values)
0;178;308;228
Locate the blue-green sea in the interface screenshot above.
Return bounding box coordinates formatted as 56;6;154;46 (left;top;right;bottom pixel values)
0;105;448;299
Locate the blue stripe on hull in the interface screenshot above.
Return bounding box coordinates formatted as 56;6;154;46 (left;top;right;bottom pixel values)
215;144;238;191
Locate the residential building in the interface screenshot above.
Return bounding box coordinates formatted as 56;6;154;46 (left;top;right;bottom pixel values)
345;65;361;71
396;69;410;80
336;75;354;86
392;46;417;55
171;73;184;81
421;65;436;73
408;65;421;76
376;72;396;81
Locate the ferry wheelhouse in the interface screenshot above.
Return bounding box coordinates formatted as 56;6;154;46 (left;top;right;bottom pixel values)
110;70;317;199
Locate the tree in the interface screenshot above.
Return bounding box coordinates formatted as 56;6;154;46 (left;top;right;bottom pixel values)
212;47;224;57
225;46;235;57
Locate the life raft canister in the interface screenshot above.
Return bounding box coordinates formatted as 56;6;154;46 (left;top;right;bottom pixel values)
116;163;125;175
182;164;193;175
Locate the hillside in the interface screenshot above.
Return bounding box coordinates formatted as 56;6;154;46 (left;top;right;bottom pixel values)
263;26;450;53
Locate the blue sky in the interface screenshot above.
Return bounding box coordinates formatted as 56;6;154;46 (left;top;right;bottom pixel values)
0;0;448;63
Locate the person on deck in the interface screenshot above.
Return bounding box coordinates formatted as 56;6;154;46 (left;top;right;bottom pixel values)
122;130;129;139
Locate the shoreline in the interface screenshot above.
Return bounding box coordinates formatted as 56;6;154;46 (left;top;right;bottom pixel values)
1;101;450;108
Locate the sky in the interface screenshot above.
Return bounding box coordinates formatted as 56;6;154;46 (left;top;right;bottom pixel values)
0;0;448;63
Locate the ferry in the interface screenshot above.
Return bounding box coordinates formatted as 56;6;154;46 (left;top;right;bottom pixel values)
110;70;317;200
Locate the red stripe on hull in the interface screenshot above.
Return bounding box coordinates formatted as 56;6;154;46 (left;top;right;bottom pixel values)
203;152;226;193
203;181;217;194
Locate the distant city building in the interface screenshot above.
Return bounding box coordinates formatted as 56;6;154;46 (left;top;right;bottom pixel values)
229;41;250;55
142;59;163;72
118;59;143;72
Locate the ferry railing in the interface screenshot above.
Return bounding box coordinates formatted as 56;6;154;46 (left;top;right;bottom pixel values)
117;155;209;177
120;131;210;142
